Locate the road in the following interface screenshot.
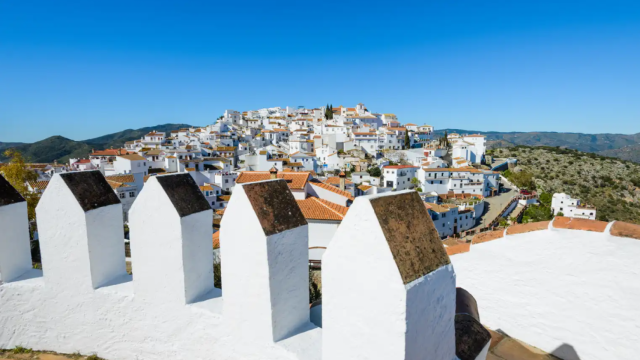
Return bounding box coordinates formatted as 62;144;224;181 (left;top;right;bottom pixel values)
477;181;518;228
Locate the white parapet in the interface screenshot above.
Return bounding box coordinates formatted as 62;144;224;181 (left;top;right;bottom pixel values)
36;171;127;290
322;190;457;360
221;179;310;343
1;172;478;360
0;175;32;283
130;173;215;305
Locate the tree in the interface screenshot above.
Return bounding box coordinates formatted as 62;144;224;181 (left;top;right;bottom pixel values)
1;149;39;222
368;166;382;177
404;131;410;150
410;177;420;188
325;104;334;120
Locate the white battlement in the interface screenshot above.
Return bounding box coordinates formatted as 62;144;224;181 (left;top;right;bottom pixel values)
0;171;487;360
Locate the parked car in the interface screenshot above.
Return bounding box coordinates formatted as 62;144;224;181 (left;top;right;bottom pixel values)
520;189;532;195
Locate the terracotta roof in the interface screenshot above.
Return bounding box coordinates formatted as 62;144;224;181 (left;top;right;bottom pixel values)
358;184;372;191
309;179;355;200
105;175;135;183
325;176;353;185
28;180;50;191
383;165;418;169
217;195;231;201
296;197;349;221
236;171;310;190
200;184;220;191
107;180;130;189
117;154;147;161
91;149;130;156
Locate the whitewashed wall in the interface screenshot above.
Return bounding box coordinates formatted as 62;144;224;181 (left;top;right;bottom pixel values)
0;175;472;360
453;225;640;360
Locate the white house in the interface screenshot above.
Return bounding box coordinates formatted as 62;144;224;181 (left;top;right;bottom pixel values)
551;193;597;220
425;202;475;238
381;165;419;190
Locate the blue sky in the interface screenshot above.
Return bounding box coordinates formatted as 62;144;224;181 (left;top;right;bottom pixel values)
1;1;639;143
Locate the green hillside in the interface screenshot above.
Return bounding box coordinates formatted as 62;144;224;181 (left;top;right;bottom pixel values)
490;146;640;224
0;124;193;163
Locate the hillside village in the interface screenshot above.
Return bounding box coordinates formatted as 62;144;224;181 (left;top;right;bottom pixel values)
2;104;518;261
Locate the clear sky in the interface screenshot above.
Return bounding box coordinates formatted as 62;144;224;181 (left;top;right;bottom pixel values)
1;1;639;143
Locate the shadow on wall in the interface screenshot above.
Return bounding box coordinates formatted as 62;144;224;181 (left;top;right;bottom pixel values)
493;329;581;360
552;344;581;360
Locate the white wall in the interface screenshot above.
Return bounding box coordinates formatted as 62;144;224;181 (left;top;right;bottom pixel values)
307;220;340;262
452;225;640;360
0;202;31;282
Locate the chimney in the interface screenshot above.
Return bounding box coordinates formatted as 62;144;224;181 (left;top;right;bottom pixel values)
339;170;346;192
270;166;278;180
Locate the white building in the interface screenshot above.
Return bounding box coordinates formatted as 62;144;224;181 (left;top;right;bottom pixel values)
551;193;597;220
381;165;419;190
418;168;500;197
425;202;475;238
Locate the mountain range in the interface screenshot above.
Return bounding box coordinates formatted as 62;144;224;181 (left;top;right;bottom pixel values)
434;129;640;163
2;125;640;164
0;124;193;163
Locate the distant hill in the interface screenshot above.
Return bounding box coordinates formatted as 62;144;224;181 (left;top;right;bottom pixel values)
0;142;25;151
0;124;194;163
434;129;640;162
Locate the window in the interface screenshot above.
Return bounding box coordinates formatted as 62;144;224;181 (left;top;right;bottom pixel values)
129;192;135;198
225;179;229;183
119;193;126;199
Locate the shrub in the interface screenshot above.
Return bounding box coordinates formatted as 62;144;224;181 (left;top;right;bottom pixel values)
12;346;32;354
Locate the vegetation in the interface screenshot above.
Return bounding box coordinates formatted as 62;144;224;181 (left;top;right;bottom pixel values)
410;177;420;188
494;146;640;224
434;128;640;163
404;131;410;150
12;346;32;354
367;166;381;177
2;149;40;222
309;268;321;303
213;261;321;303
503;169;536;190
0;123;193;163
324;104;334;120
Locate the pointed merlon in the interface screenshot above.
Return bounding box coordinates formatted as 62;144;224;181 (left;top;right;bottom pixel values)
155;173;212;217
454;314;491;360
0;174;25;206
243;180;307;236
59;171;120;212
369;191;450;284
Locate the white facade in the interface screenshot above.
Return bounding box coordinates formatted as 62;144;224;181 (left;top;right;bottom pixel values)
551;193;597;220
381;165;418;190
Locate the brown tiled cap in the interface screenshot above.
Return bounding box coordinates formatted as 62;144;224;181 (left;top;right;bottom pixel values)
506;221;550;235
0;174;25;206
455;314;491;360
370;191;450;285
60;171;120;212
456;287;480;322
243;179;307;236
155;173;212;217
610;221;640;240
553;216;607;232
472;230;504;245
